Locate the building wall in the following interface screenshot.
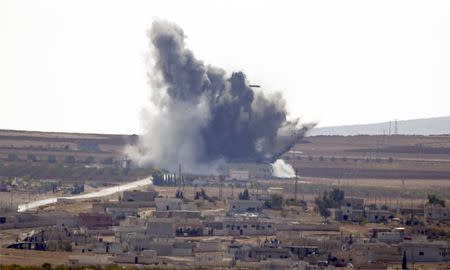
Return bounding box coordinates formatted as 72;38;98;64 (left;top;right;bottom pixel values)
366;209;393;223
402;244;450;262
122;190;158;202
228;200;264;213
195;252;233;267
424;206;450;222
78;213;113;229
229;170;249;181
222;220;276;236
155;198;182;211
146;220;175;238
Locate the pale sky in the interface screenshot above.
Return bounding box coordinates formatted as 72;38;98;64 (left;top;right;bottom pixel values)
1;0;450;134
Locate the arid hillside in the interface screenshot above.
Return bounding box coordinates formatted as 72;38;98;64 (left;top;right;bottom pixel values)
1;129;450;180
286;135;450;179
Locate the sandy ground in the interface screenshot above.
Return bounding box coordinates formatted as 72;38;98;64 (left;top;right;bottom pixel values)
0;248;70;266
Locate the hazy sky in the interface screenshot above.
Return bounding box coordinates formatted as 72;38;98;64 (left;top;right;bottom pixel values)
1;0;450;134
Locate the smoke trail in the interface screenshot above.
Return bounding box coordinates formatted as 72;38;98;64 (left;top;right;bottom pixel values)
271;159;296;178
126;20;309;173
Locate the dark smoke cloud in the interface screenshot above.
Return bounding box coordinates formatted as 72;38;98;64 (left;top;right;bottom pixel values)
126;20;309;173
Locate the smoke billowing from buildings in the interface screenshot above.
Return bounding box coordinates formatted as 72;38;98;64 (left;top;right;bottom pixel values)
271;159;296;178
126;20;309;174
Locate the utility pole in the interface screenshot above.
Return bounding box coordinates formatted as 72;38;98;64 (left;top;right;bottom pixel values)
219;175;224;201
294;169;298;201
178;164;182;192
395;119;398;135
301;177;305;201
401;179;405;198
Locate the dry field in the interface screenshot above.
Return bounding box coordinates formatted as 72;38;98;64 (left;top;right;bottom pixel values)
0;129;128;164
285;135;450;179
0;248;70;266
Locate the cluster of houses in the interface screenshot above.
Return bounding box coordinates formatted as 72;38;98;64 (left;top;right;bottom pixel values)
2;185;449;269
329;196;450;225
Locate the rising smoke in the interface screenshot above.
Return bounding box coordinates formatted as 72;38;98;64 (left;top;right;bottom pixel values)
271;159;296;178
126;20;309;174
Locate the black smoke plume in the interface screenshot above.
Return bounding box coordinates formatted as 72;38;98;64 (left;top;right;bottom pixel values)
126;20;309;173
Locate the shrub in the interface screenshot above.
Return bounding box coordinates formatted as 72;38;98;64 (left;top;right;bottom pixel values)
427;194;446;207
265;194;283;209
238;188;250;200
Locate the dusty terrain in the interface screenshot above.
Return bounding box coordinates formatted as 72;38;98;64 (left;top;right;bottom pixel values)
0;129;131;165
0;247;71;266
2;129;450;180
1;130;449;203
287;135;450;179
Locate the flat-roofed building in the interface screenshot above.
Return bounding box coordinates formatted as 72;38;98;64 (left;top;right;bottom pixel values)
228;200;264;214
424;205;449;223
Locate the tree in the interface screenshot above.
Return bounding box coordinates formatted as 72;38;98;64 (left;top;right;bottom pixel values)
151;170;165;186
314;188;345;219
175;190;184;199
62;241;72;252
427;194;445;207
402;250;408;269
195;188;209;201
27;154;37;162
265;194;283;209
7;153;18;161
314;197;331;219
42;263;52;270
239;188;250;200
48;155;57;163
329;188;345;205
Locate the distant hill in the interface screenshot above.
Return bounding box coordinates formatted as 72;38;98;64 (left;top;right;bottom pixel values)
309;116;450;136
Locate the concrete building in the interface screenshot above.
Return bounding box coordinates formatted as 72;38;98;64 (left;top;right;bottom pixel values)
123;234;153;252
57;215;79;228
114;217;147;242
334;198;365;222
371;227;404;244
146;219;175;238
365;209;393;223
227;163;272;179
228;243;253;261
287;246;320;259
248;247;291;261
113;250;158;265
172;241;195;256
215;218;276;236
267;187;283;196
195;240;222;253
146;241;174;256
401;241;450;262
195;251;233;267
155;210;201;219
175;219;204;237
228;199;264;214
105;207;138;220
69;254;110;265
424;205;449;223
229;170;249;181
122;189;158;202
155;198;182;211
78;213;114;229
